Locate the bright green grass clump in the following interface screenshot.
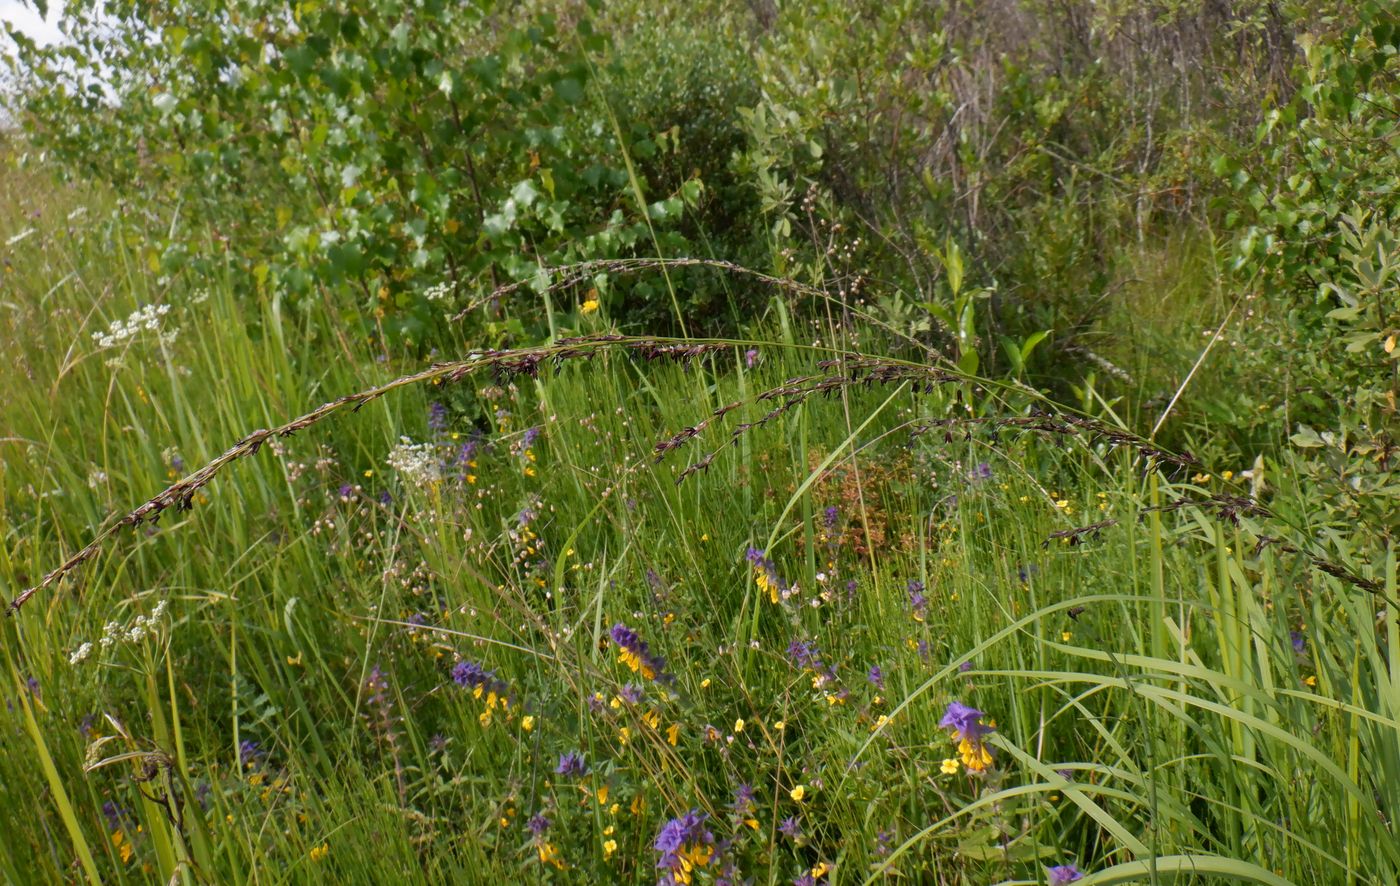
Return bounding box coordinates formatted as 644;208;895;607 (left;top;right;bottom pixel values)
1;176;1396;886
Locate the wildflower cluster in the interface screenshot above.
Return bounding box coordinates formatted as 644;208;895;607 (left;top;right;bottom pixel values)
907;579;927;621
69;600;169;665
527;813;566;870
939;700;995;773
507;495;552;588
611;622;670;682
362;666;404;790
654;809;715;885
555;751;588;778
427;401;449;435
811;506;855;606
511;426;541;478
423;279;456;303
747;547;791;603
386;436;445;486
452;659;516;728
788;639;848;706
101;800;140;864
91;303;177;351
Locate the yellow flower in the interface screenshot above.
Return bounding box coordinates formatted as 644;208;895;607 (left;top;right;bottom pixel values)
479;710;492;728
521;715;535;732
112;830;134;864
700;678;711;689
581;298;600;315
538;842;566;870
310;843;330;862
940;758;960;775
603;839;618;859
596;785;610;805
1222;470;1234;480
790;784;806;802
811;861;832;878
667;723;680;746
734;718;746;733
958;737;994;772
774;720;785;731
618;647;657;680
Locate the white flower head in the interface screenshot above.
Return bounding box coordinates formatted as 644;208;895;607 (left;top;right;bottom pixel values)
386;437;444;487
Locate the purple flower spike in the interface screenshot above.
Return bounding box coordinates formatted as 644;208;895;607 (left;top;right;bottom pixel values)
655;810;714;882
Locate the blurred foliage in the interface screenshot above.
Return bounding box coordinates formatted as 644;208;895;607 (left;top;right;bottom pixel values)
4;0;718;347
3;0;1394;504
0;1;1341;348
1215;2;1399;535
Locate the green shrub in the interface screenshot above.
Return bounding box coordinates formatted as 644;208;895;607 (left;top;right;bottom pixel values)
3;0;720;346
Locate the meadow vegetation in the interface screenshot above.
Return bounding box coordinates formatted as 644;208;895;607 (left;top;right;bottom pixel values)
1;1;1398;884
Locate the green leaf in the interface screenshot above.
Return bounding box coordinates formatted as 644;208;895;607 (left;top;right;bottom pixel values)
1020;329;1050;361
1081;854;1296;885
957;349;978;376
999;336;1024;374
1289;424;1324;448
940;238;964;295
511;179;539;208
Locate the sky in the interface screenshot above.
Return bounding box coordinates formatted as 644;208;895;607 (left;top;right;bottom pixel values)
0;1;65;46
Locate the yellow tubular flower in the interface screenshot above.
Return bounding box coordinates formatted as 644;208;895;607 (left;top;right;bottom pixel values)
958;737;994;772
